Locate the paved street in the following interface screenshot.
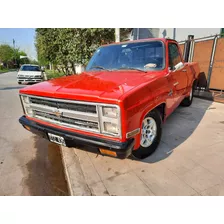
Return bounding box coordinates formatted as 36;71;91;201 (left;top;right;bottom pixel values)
0;72;68;196
63;98;224;196
1;71;224;196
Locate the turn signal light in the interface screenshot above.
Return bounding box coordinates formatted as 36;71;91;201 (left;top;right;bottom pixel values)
99;148;117;157
24;125;30;131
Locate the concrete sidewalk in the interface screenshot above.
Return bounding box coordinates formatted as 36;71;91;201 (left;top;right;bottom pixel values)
62;98;224;196
0;72;68;196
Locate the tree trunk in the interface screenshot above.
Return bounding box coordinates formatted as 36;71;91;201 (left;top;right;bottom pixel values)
71;62;76;74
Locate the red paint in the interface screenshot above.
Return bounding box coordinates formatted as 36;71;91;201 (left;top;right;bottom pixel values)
20;39;200;150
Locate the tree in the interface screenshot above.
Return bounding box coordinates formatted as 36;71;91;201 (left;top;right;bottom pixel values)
15;49;29;66
35;28;115;74
0;44;14;67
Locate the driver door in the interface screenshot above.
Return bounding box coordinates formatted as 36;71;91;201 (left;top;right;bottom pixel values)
168;42;188;106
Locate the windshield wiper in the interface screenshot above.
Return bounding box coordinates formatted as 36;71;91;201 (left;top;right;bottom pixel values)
115;67;146;73
90;66;111;71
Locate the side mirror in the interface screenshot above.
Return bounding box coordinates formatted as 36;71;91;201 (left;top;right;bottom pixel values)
172;62;184;72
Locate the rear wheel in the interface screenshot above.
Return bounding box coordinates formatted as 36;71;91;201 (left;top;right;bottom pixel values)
181;84;194;107
132;109;162;160
18;82;21;84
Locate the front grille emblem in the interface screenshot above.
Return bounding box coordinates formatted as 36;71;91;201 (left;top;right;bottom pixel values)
53;109;62;117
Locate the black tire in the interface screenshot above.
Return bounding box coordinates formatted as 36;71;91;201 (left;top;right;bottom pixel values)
181;83;195;107
18;82;21;85
132;109;162;160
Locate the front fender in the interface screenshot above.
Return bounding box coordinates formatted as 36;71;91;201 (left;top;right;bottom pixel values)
122;77;169;150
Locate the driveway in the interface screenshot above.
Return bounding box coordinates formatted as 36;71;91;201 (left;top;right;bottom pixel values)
62;98;224;195
0;72;68;195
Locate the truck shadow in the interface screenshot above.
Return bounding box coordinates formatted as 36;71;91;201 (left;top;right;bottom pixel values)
24;136;69;196
138;98;212;164
0;86;25;90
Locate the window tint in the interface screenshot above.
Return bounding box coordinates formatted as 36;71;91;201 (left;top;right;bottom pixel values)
86;41;165;71
168;43;181;68
21;65;40;71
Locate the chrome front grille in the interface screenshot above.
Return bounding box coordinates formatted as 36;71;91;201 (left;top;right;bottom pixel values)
30;97;97;114
34;110;99;131
28;96;100;133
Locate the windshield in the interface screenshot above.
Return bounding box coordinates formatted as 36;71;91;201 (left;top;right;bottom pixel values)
20;65;41;72
86;41;165;72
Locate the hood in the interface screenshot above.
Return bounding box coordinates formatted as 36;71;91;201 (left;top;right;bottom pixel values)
18;71;42;76
20;70;159;103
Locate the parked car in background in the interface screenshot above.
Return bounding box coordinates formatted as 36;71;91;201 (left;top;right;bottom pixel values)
18;38;200;160
17;64;44;84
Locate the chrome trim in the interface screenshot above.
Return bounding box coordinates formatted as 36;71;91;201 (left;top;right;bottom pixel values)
29;104;98;122
20;94;122;138
34;115;99;133
98;105;121;137
126;128;140;138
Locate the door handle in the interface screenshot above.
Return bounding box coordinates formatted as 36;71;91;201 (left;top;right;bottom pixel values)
173;82;179;86
182;69;187;72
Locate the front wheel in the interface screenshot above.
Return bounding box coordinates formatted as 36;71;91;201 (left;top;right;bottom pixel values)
132;109;162;160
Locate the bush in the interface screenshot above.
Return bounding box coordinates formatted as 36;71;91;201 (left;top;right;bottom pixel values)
45;69;65;80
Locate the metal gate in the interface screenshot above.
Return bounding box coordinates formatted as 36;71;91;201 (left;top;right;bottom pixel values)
209;38;224;90
180;35;224;91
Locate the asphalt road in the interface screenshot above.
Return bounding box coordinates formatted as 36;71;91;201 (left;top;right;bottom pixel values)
0;71;68;195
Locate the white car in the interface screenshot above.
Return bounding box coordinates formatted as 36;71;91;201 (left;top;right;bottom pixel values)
17;64;44;84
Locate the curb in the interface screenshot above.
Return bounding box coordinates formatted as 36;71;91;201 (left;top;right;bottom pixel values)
60;146;92;196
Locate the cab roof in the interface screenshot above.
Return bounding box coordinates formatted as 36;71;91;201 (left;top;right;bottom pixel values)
21;64;39;67
103;38;177;47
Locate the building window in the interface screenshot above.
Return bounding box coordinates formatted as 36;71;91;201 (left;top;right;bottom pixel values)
221;28;224;37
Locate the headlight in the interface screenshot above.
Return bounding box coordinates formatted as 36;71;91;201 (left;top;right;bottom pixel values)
102;107;118;118
99;105;121;137
103;122;118;134
22;95;29;104
20;95;32;116
25;107;33;116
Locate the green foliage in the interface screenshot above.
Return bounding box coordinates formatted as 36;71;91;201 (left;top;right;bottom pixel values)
0;44;14;64
45;69;64;80
35;28;115;74
0;44;30;68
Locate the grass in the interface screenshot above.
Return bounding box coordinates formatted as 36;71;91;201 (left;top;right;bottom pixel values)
0;68;17;74
45;69;65;80
0;68;9;73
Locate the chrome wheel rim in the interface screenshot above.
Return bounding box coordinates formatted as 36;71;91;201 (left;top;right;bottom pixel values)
140;117;157;148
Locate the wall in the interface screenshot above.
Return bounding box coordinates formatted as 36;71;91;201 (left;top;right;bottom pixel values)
131;28;160;40
158;28;221;41
130;28;221;41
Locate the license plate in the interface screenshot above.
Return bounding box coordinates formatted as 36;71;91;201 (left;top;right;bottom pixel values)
48;133;66;146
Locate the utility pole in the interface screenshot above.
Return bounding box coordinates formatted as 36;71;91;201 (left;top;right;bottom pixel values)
115;28;120;42
13;39;16;67
173;28;176;40
137;28;140;40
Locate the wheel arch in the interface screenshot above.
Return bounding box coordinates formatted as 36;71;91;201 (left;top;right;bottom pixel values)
133;102;166;150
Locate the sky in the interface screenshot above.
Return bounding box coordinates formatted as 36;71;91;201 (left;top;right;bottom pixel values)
0;28;36;60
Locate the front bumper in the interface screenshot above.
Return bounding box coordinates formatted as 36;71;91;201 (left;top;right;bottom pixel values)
17;77;43;83
19;116;134;159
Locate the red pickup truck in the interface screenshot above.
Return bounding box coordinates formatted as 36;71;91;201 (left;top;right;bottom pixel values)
19;38;200;159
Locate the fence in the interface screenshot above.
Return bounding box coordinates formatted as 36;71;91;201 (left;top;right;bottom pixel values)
179;35;224;91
